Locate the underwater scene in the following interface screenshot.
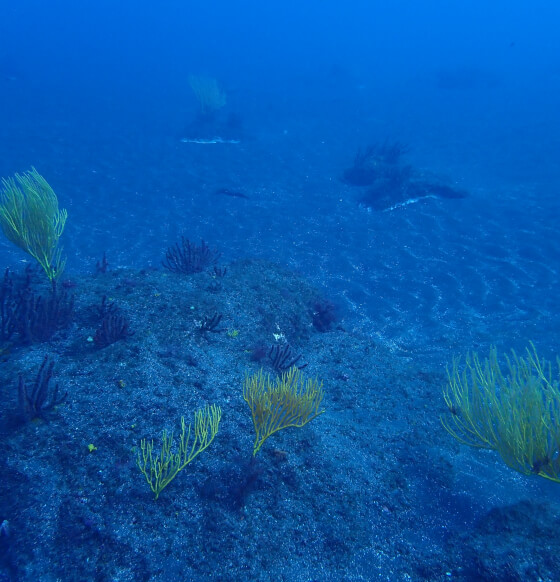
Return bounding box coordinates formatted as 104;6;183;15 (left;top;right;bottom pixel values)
1;1;559;580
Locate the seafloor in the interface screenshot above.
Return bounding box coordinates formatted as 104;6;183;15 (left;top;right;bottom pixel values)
1;259;559;582
1;80;559;581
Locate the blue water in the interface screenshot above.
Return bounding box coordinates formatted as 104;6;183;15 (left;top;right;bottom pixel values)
1;1;560;580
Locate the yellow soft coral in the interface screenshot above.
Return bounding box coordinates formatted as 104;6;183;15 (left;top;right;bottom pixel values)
0;167;67;281
442;343;560;482
244;367;325;456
